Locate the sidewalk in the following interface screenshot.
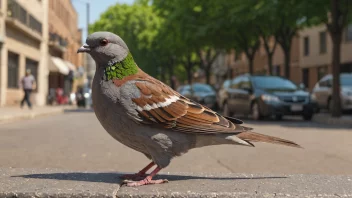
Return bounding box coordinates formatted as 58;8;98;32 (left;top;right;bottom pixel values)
0;105;77;124
312;112;352;127
1;168;351;198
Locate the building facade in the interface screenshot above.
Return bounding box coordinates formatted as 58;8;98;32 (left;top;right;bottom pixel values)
0;0;82;107
299;24;352;90
48;0;83;98
0;0;48;106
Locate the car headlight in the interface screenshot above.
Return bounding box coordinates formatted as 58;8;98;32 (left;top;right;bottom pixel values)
261;94;280;102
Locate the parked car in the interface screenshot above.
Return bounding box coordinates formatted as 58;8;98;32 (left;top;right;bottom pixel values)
311;73;352;112
178;83;218;110
220;74;316;120
217;79;231;111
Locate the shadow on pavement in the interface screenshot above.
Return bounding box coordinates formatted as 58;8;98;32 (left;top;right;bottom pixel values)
12;172;286;184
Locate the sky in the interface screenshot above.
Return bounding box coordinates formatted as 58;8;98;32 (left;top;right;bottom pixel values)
72;0;134;43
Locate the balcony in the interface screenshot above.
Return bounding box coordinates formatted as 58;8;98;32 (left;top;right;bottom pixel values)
6;0;42;41
49;32;68;53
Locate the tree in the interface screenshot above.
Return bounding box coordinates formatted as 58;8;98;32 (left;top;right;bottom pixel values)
307;0;352;117
89;1;162;77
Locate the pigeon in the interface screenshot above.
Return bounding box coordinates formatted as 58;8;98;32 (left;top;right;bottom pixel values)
77;31;301;187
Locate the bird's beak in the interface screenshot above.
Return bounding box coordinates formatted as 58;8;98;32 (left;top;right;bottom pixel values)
77;44;91;53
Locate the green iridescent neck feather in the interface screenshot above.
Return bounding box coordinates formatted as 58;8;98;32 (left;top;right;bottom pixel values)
104;52;138;80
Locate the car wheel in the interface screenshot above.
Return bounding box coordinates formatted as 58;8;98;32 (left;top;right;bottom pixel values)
251;102;263;120
303;113;313;121
223;102;232;117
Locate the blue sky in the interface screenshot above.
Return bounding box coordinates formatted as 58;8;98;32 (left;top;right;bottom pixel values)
72;0;134;43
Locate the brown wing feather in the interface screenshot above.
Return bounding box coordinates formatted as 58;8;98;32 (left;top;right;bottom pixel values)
130;76;248;134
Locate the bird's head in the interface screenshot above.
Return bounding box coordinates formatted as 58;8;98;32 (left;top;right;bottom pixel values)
77;31;129;67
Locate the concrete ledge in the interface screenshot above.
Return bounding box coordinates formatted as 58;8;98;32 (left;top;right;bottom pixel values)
1;168;352;198
312;113;352;127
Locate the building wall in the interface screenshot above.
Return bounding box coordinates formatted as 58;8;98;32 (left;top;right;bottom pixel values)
0;0;48;106
49;0;82;67
299;24;352;90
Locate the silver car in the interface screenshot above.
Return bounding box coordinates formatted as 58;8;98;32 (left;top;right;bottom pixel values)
312;73;352;111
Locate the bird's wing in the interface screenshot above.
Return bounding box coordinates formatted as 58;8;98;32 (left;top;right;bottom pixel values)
120;76;251;134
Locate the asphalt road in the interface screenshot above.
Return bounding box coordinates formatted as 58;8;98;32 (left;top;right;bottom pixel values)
1;109;351;175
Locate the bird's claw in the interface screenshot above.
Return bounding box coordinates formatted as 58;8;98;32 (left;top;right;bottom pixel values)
123;178;168;187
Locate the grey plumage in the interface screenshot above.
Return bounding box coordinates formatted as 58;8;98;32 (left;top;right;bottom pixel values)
78;31;301;186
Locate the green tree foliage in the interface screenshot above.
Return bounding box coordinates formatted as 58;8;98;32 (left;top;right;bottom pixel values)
89;1;162;77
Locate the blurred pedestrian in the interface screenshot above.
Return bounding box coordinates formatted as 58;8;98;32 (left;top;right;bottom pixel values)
20;69;36;109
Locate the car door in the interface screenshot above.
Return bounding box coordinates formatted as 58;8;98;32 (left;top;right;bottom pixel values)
316;78;331;108
237;76;253;114
227;77;242;112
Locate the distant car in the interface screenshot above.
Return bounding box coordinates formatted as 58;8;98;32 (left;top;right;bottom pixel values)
178;83;218;110
217;79;231;111
221;74;316;121
312;73;352;112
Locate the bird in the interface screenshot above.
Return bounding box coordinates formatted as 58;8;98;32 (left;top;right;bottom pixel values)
77;31;302;187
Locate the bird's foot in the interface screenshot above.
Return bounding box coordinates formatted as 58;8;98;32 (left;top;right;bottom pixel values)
120;173;148;181
123;177;168;187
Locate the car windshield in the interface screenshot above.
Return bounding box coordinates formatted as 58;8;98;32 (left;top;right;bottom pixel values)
341;75;352;86
252;76;298;90
183;84;215;93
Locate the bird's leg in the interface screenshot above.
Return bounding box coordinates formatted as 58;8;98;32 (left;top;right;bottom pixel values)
120;162;155;180
124;166;168;187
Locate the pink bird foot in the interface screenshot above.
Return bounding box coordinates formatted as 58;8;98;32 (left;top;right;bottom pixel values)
123;166;167;187
124;177;168;187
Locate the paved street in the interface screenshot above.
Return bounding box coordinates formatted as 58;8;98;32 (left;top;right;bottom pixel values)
1;109;351;175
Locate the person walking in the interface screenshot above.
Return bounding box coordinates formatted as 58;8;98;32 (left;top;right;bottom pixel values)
20;69;36;109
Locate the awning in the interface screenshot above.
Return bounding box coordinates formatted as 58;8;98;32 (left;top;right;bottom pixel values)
49;56;70;75
65;61;77;71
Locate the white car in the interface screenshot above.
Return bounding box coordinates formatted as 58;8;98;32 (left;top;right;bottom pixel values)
311;73;352;112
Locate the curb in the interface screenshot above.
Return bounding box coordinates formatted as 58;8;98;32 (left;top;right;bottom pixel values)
0;106;77;124
312;113;352;127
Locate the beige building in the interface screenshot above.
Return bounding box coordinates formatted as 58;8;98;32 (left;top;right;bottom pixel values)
0;0;49;106
299;24;352;90
0;0;82;107
48;0;83;98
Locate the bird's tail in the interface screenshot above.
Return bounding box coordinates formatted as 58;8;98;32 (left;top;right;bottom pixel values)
236;131;302;148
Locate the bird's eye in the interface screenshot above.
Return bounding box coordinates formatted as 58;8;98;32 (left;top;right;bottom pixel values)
100;39;109;46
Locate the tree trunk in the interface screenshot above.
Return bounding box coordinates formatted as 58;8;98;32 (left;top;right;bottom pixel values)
248;59;254;74
168;57;175;89
205;67;211;84
267;54;273;75
186;55;193;85
283;49;291;78
328;0;344;117
331;33;342;117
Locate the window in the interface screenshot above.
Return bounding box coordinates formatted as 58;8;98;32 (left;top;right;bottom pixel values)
26;58;38;91
239;77;252;90
7;52;19;88
319;79;332;88
304;36;309;56
230;77;242;89
346;24;352;41
319;31;327;54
